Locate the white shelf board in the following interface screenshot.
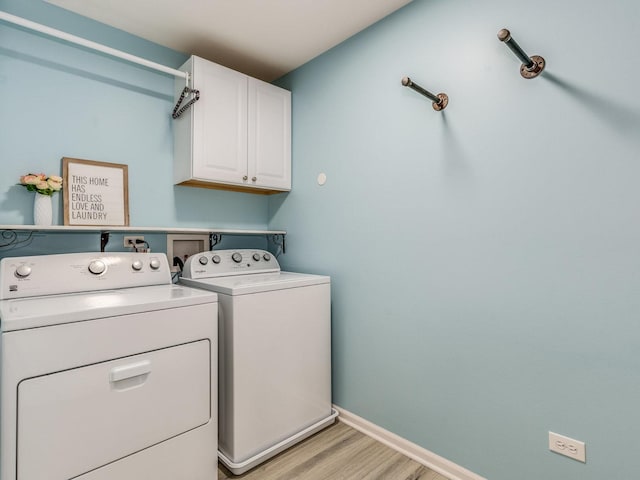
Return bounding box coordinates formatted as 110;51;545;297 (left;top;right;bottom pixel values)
0;225;286;235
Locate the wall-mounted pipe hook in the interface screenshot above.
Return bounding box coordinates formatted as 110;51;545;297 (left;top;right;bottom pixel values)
497;29;545;79
401;77;448;111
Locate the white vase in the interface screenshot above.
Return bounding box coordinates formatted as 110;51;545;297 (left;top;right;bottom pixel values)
33;193;53;226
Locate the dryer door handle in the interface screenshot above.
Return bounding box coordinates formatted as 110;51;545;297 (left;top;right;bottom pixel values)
110;360;152;383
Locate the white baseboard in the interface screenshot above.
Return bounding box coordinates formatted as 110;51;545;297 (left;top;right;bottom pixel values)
333;405;487;480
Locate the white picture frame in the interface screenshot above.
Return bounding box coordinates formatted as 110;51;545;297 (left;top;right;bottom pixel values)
62;157;129;226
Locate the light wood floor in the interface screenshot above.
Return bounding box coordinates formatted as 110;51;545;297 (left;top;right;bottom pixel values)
218;421;449;480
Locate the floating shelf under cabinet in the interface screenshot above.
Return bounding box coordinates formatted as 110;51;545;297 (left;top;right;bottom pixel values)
174;56;291;195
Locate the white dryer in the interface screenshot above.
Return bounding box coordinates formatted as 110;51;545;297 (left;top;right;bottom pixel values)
0;252;218;480
181;249;337;475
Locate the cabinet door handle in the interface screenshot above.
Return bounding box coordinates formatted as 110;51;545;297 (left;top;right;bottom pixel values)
242;175;248;181
252;177;257;182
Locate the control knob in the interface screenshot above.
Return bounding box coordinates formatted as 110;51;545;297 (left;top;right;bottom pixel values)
263;253;271;261
231;252;242;263
88;260;106;275
15;265;32;278
252;253;261;261
132;260;143;271
212;255;221;264
199;256;209;266
149;259;161;270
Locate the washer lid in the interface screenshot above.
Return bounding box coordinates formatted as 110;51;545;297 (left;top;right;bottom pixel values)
0;284;217;332
180;271;330;296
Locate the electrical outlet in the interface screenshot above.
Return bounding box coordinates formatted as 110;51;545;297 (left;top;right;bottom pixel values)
124;236;144;247
549;432;586;463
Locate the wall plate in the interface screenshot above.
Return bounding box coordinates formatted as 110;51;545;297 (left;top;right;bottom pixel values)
166;234;209;272
549;431;586;463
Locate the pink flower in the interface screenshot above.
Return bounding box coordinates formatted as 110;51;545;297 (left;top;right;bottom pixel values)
20;175;39;185
18;172;63;195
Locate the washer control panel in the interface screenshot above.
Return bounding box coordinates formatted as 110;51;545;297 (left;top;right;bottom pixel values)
0;252;171;300
182;249;279;279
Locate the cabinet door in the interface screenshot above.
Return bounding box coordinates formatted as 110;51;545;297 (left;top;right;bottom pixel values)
192;59;248;185
247;78;291;191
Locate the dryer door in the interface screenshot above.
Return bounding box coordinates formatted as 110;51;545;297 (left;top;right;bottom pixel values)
17;340;210;480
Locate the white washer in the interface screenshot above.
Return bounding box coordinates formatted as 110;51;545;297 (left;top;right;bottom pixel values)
181;249;336;475
0;252;218;480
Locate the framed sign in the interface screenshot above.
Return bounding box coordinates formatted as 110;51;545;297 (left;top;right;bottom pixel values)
62;157;130;226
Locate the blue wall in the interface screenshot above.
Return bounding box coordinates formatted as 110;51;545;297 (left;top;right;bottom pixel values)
271;0;640;479
3;0;640;479
0;0;268;232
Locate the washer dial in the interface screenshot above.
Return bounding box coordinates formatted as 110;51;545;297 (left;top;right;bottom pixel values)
15;265;32;278
88;260;106;275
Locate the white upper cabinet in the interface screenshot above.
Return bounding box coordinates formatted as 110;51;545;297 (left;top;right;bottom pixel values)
248;77;291;191
173;56;291;194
